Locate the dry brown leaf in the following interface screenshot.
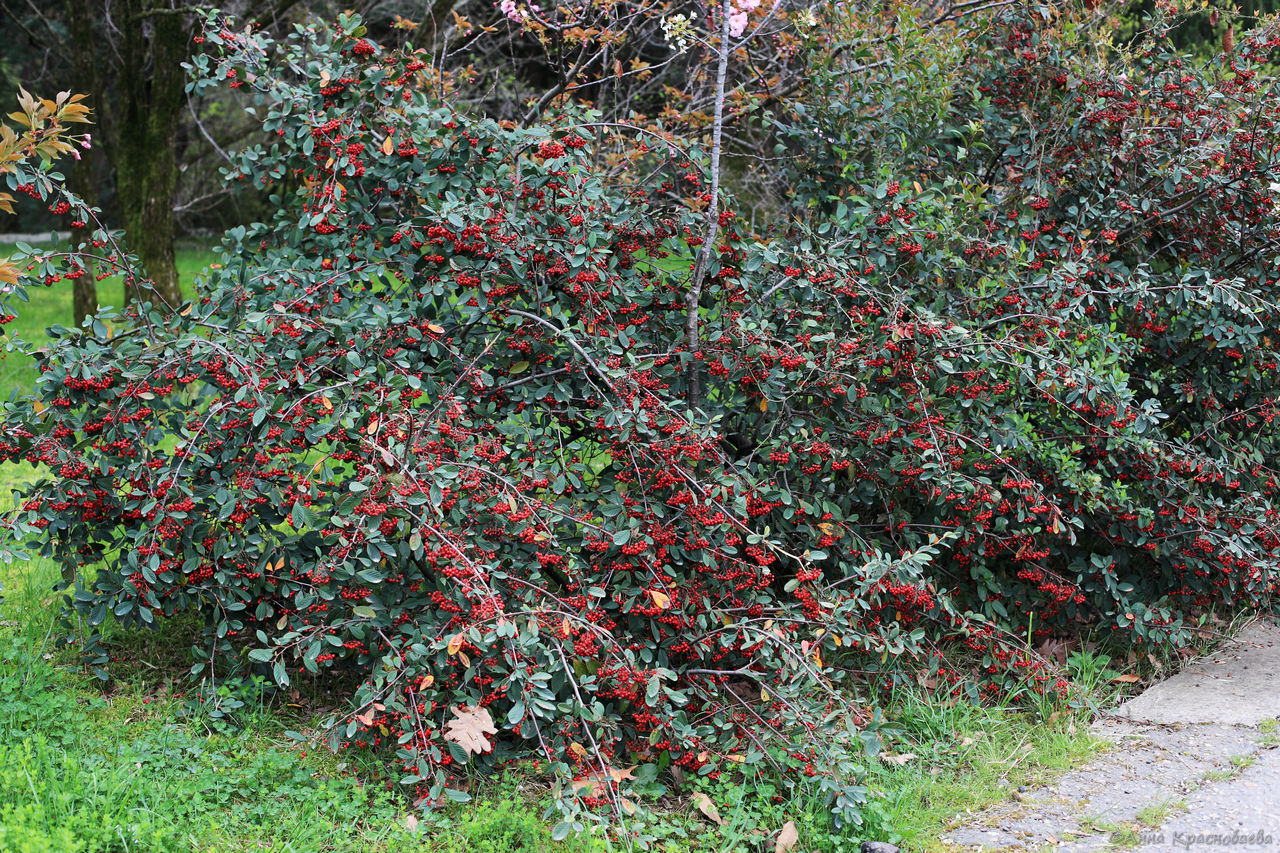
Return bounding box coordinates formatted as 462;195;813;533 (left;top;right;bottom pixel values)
443;705;496;756
1111;673;1140;683
570;765;636;797
879;752;917;766
691;791;724;825
775;820;799;853
404;813;418;830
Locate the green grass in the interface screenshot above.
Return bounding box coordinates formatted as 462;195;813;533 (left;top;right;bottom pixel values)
0;241;1108;851
862;688;1104;851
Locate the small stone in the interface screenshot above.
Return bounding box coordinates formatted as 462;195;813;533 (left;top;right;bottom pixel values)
860;843;899;853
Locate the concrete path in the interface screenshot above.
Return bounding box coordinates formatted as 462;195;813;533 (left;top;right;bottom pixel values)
943;618;1280;852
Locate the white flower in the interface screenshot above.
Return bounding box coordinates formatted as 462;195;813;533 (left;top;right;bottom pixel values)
661;13;693;52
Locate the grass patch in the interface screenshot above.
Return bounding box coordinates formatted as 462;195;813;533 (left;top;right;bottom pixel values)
863;688;1104;850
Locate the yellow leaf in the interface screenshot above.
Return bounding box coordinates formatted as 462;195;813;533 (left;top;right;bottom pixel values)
760;687;770;702
912;180;923;194
356;710;375;726
417;674;434;689
650;590;671;610
458;651;471;668
758;397;768;413
382;135;395;155
447;633;463;655
321;396;334;411
569;741;588;759
428;322;445;334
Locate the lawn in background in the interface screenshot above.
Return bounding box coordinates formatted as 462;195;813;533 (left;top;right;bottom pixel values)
0;240;218;395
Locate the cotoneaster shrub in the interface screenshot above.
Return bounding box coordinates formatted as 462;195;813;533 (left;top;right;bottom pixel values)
771;4;1280;668
4;14;915;835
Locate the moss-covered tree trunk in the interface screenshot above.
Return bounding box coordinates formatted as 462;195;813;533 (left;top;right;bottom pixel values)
113;0;187;309
65;0;99;325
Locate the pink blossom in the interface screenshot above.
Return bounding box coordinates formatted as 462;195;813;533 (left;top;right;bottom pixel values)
726;0;761;38
499;0;539;23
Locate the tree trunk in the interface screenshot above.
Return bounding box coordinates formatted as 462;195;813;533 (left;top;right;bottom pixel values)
65;0;98;325
113;0;187;309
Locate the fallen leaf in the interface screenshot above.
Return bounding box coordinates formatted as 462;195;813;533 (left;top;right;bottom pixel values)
404;813;418;830
1111;673;1141;683
879;752;917;766
775;820;799;853
691;792;724;825
443;705;496;756
570;765;636;796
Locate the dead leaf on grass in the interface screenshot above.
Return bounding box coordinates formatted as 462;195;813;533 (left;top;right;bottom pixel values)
691;791;724;825
775;820;799;853
879;752;917;766
1111;673;1141;683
